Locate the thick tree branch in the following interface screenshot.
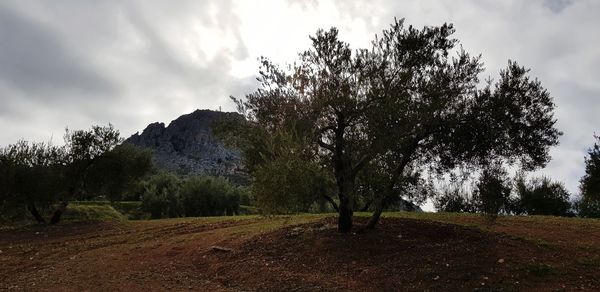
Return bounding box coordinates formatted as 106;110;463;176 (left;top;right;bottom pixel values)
317;139;334;151
322;194;339;212
352;154;372;179
365;136;422;230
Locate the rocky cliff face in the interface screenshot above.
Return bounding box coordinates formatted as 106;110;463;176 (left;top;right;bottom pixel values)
125;110;242;177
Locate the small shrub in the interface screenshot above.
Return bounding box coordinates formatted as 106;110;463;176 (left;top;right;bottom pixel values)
434;186;476;213
513;175;572;216
473;164;511;222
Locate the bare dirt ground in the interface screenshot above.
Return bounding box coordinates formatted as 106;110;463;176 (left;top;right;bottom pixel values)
1;213;599;291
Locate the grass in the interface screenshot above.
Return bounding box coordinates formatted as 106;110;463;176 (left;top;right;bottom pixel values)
62;204;127;222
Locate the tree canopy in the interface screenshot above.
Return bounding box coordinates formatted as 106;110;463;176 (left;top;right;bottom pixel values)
0;125;153;224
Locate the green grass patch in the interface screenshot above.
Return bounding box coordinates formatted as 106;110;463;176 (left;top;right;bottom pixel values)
239;205;259;215
62;204;127;222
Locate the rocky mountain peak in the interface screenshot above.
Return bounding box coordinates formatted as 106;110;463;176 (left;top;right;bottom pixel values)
126;109;242;177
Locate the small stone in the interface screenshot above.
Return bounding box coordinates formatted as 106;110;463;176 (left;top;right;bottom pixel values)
498;258;505;263
433;276;440;281
209;246;233;252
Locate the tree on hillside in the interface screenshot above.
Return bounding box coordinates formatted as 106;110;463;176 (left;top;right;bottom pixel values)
434;185;476;213
230;18;561;232
512;175;572;216
0;140;66;223
0;125;153;224
473;165;512;220
85;143;154;202
578;135;600;217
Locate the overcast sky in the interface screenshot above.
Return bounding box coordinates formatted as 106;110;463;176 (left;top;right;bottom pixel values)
1;0;599;199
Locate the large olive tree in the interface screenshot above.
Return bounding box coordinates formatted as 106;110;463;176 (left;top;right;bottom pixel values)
233;18;561;232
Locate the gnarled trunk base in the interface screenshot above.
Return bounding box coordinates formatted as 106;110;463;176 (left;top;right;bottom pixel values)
338;198;353;233
50;201;68;224
28;203;46;224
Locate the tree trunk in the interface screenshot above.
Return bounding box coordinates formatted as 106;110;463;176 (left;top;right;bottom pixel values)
365;200;383;229
27;203;46;224
338;195;353;232
49;201;68;224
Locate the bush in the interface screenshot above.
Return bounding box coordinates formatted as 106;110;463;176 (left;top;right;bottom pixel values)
578;135;600;218
140;173;182;219
434;186;476;213
576;198;600;218
473;165;512;221
513;176;572;216
180;176;242;217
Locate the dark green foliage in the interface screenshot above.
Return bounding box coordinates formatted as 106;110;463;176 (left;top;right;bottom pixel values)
85;143;154;201
578;135;600;217
140;173;182;219
250;129;335;214
0;140;67;223
513;175;572;216
434;186;476;213
139;173;244;219
0;124;153;224
180;176;242;217
63;124;123;201
577;200;600;218
473;165;512;220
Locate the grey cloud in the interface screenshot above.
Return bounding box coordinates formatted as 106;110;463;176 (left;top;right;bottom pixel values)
544;0;574;13
0;3;118;98
0;0;251;146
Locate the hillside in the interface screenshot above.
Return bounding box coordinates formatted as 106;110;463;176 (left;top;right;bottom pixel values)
1;213;599;291
125;109;242;177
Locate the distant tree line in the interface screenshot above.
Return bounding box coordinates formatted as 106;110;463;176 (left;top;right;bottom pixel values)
434;136;600;218
434;169;573;217
136;172;248;219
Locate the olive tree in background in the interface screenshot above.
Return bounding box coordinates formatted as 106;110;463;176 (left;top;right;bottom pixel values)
578;135;600;217
0;124;153;224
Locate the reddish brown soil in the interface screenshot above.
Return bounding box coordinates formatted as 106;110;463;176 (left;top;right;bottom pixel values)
203;217;600;291
1;216;599;291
